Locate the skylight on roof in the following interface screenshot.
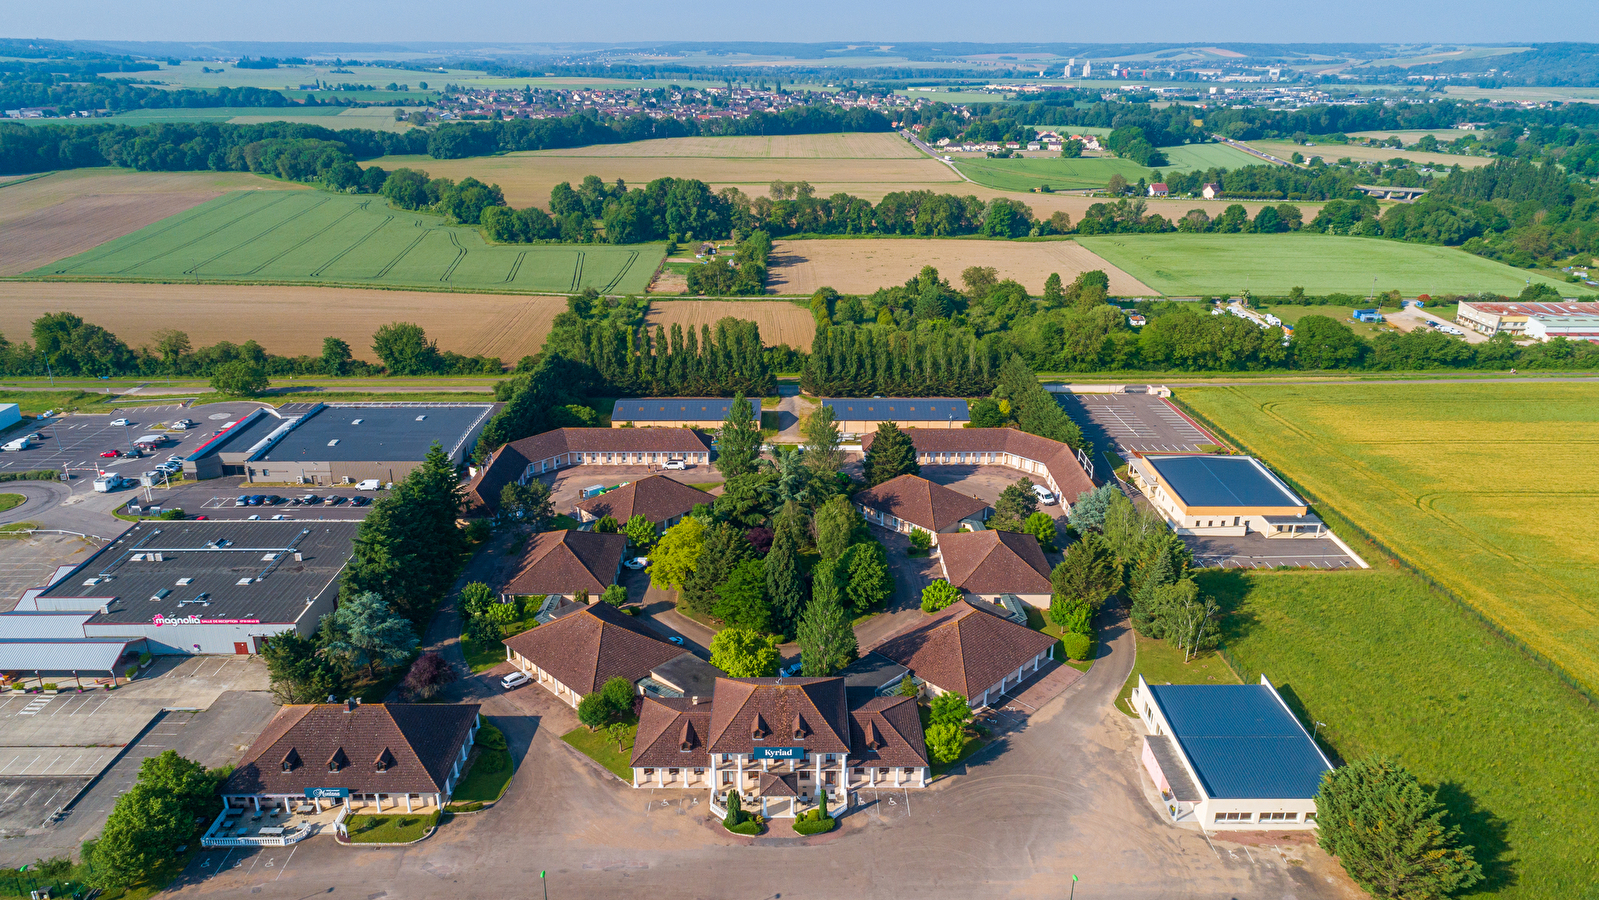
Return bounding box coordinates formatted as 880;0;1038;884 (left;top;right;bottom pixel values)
351;418;363;425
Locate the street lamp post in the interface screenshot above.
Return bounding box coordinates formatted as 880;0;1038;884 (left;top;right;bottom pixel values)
1312;721;1327;743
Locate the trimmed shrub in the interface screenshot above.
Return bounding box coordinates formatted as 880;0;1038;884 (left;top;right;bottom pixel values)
1061;632;1093;661
920;580;960;613
726;818;763;835
477;723;508;751
793;811;836;835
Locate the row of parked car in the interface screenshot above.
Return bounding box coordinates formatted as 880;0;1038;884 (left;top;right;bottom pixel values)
234;493;370;508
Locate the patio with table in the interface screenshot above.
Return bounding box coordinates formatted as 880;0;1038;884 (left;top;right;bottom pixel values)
202;801;343;847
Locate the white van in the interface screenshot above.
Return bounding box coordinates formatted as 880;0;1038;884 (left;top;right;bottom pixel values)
2;435;36;452
355;479;382;491
1031;484;1057;506
93;474;127;493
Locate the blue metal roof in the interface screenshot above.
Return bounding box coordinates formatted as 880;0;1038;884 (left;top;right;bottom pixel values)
1146;683;1332;800
820;399;970;422
611;398;766;422
1145;455;1303;509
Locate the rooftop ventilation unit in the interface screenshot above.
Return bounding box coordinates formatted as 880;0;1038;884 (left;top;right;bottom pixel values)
327;439;339;447
236;577;254;585
415;414;427;421
176;577;193;586
351;418;363;425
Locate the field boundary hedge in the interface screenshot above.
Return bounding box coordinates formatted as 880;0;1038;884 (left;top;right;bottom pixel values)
1168;392;1598;708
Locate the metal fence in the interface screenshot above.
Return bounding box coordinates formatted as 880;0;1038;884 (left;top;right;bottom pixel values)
1167;394;1597;708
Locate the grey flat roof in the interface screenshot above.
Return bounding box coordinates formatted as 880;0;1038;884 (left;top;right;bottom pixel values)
1146;682;1332;800
254;404;493;464
0;612;94;640
648;653;723;701
1145;455;1304;509
821;399;970;422
0;639;139;673
841;652;911;704
38;521;358;627
613;398;768;422
1145;734;1203;802
192;408;280;459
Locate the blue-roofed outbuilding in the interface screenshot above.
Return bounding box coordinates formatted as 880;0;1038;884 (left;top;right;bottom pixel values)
1131;674;1333;830
612;398;770;427
820;399;970;434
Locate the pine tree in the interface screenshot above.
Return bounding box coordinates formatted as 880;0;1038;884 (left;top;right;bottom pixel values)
680;523;752;617
796;560;856;676
766;502;808;635
863;421;920;486
716;393;761;479
1317;756;1482;900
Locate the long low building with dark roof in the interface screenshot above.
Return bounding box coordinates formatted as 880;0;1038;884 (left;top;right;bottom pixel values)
822;398;969;435
209;700;481;844
612;397;772;429
861;428;1096;508
185;402;495;485
501;602;686;709
1128;453;1324;538
28;520;357;656
1130;674;1333;830
464;427;712;513
852;474;989;543
871;600;1058;708
627;676;928;817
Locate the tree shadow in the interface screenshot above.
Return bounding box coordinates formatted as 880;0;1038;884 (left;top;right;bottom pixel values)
1434;781;1516;896
1194;567;1259;642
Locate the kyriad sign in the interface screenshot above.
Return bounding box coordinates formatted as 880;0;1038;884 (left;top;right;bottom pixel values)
152;614;261;626
751;746;807;761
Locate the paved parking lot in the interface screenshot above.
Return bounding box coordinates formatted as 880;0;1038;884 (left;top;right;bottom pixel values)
0;775;90;839
1;402;265;481
125;475;376;521
1185;533;1362;569
1057;391;1216;454
0;533;98;611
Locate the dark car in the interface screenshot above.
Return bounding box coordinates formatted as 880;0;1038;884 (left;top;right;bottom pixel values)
327;495;347;506
287;497;301;506
263;495;282;505
247;495;265;506
351;496;370;507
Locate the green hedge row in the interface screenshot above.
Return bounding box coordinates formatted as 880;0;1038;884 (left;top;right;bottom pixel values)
0;470;58;482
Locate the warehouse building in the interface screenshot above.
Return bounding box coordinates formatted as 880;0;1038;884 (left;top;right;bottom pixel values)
464;427;712;514
186;402;494;484
821;399;969;435
29;520;357;655
1128;454;1324;538
860;428;1096;505
612;397;770;429
1456;299;1599;341
1130;675;1333;830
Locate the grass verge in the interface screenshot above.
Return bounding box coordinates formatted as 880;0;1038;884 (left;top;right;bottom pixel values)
561;719;637;781
343;811;439;844
452;748;513;803
1115;630;1239;717
0;494;23;513
1024;607;1096;673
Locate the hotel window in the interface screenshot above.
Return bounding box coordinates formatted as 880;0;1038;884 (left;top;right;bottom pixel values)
1259;812;1297;822
1214;812;1252;822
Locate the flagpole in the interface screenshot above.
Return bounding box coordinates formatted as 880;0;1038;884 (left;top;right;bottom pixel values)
542;870;548;900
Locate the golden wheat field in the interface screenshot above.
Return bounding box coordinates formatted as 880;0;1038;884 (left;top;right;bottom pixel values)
1180;382;1599;693
0;168;306;276
767;238;1157;296
644;300;816;350
0;282;566;362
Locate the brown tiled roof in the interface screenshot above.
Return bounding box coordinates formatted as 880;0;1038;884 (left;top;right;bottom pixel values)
847;695;930;768
937;530;1053;595
630;696;715;768
860;428;1095;504
853;474;989;532
502;602;683;696
464;428;710;512
222;703;480;796
574;475;708;524
871;601;1058;699
707;677;852;755
500;530;627;596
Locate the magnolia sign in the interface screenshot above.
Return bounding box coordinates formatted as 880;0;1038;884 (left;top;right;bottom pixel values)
151;614;260;626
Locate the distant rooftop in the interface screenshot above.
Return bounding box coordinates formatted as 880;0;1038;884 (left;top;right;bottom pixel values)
1145;680;1332;800
820;398;970;422
1144;455;1304;510
612;398;768;422
254;403;494;464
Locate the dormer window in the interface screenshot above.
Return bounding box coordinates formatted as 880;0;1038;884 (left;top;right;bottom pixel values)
281;748;301;772
863;720;883;751
679;721;697;753
750;713;768;740
374;748;396;772
792;713;809;740
327;747;348;773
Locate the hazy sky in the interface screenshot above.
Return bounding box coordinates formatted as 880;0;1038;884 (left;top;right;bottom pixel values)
6;0;1591;45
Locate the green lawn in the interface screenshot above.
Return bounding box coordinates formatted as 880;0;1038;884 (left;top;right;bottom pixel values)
1076;233;1570;296
952;143;1261;193
0;390;115;416
343;811;439;844
1024;607;1096;673
1115;630;1239;717
561;720;637;780
26;190;662;294
461;606;541;673
548;514;582;531
0;495;23;514
452;747;513;803
1206;568;1599;900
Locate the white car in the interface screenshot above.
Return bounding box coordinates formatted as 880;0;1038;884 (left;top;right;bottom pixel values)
1031;484;1057;505
109;418;131;427
501;670;531;690
624;557;649;570
661;459;687;470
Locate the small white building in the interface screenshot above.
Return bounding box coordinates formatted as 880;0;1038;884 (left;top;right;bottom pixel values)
1131;675;1333;830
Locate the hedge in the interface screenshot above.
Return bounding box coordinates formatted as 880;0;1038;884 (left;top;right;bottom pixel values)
792;813;836;835
0;471;58;482
1061;632;1093;661
725;819;763;836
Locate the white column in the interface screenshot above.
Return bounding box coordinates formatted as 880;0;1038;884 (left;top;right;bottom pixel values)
708;754;717;787
253;796;260;811
657;769;665;787
736;756;744;791
895;768;903;787
405;794;413;813
814;755;822;798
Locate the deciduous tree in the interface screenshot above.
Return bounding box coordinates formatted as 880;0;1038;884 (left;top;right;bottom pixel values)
650;516;706;591
709;626;781;677
713;559;774;632
920;579;961;613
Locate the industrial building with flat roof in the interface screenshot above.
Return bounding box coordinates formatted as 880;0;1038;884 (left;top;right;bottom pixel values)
821;399;969;435
185;402;494;485
611;397;770;429
30;520;358;655
1130;675;1334;830
1456;299;1599;341
1129;454;1324;538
